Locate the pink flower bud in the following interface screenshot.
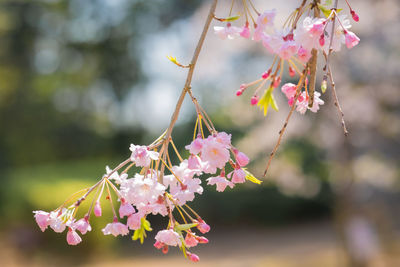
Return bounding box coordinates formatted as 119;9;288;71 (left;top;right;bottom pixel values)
250;95;259;106
187;252;200;262
67;228;82;246
236;89;243;96
94;201;102;217
350;10;359;22
197;220;210;234
239;84;247;90
288;97;295;106
289;66;295;77
262;70;271;79
154;240;164;249
319;34;325;46
273;77;281;88
197;236;209;244
162;245;169;254
235;151;249;167
119;202;135;218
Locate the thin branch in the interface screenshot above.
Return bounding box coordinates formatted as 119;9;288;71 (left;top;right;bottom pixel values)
158;0;218;181
308;0;321;107
264;65;309;176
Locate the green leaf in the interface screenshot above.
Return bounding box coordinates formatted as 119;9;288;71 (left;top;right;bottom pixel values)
318;4;333;18
243;168;263;184
132;217;152;244
174;223;198;233
225;15;240;22
257;87;279;116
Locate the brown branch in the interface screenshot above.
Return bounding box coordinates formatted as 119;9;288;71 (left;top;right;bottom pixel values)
308;0;321;107
324;56;349;136
263;65;309;176
158;0;218;180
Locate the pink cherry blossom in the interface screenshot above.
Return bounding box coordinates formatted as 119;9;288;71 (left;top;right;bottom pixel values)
295;92;309;114
33;210;50;232
74;217;92;235
129;144;159;167
187;154;203;170
297;46;312;63
201;138;230;174
235;151;249;167
214;132;232;148
127;212;144;230
240;24;251;39
213;24;241;40
155;229;181;247
345;31;360;49
94;201;102;217
256;9;277;28
66;228;82;245
229;168;246;184
281;83;297;99
185;233;199;248
207;176;234;192
120;174;166;207
105;166;127;184
185;137;203;155
48;211;66;233
294;17;326;51
102;221;129;237
309;92;325;113
119;201;135;218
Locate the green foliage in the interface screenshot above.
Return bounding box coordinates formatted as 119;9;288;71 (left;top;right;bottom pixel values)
132;218;152;244
257;87;279;116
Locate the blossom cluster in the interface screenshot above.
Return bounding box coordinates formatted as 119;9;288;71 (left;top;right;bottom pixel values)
34;127;256;262
214;1;360;116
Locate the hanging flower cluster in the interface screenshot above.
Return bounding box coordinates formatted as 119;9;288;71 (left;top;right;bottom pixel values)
33;0;361;262
34;94;259;262
213;0;360;174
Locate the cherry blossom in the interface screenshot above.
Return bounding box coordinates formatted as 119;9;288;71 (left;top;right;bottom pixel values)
155;229;181;247
67;228;82;245
102;220;129;237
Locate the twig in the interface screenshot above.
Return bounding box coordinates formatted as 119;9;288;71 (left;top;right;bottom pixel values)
158;0;218;181
263;65;308;176
308;0;321;107
323;53;349;136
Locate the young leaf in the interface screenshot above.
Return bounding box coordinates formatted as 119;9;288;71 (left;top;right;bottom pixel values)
225;15;240;22
243;168;263;184
174;223;198;233
132;217;152;244
257;87;279;116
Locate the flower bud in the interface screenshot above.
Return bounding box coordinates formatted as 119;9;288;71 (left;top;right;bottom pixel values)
319;34;325;46
350;10;359;22
236;89;243;96
289;66;295;77
187;252;200;262
94;201;102;217
197;220;210;234
250;95;259;106
197;236;209;244
321;79;327;93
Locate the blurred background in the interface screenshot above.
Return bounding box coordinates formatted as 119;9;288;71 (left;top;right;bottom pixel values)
0;0;399;266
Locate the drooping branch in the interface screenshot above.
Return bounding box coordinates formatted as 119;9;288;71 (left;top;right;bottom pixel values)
158;0;218;179
264;65;309;176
